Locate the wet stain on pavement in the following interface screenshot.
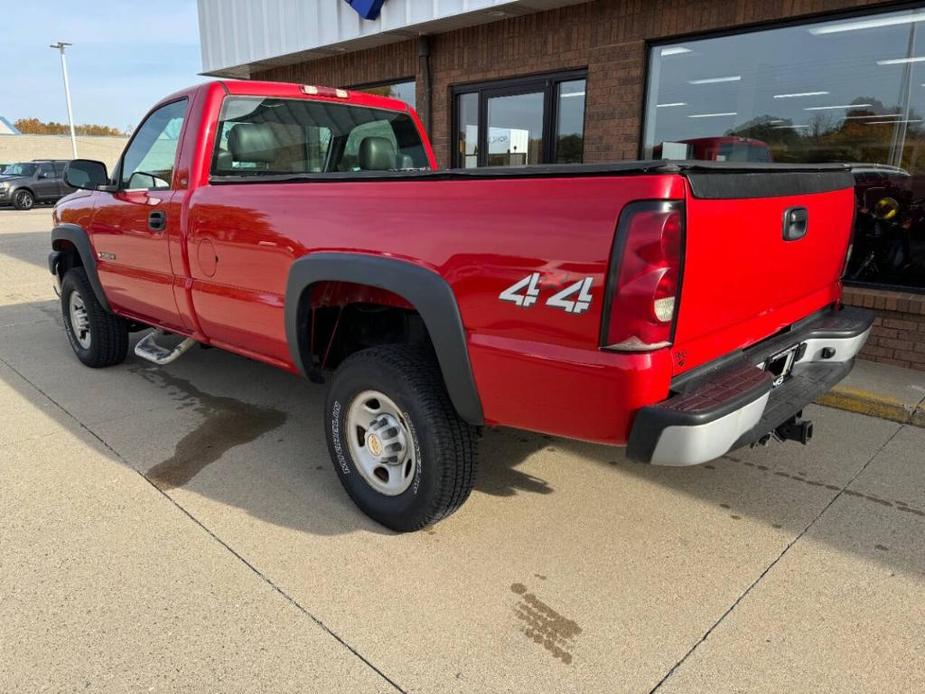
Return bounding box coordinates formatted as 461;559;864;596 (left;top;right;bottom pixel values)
724;455;925;518
136;367;287;491
510;582;581;664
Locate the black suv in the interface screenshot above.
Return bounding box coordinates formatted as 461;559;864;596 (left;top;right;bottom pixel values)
0;159;74;210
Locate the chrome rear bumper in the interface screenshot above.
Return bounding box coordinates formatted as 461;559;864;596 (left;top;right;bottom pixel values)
626;306;873;466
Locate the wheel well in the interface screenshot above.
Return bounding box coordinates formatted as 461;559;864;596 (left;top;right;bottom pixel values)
296;281;431;373
51;239;84;275
14;186;34;197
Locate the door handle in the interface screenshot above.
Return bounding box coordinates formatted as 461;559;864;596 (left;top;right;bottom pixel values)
783;207;808;241
148;210;167;232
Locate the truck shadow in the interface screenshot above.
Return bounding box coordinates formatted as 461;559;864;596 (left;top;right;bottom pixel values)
2;297;923;576
0;231;55;270
0;298;559;537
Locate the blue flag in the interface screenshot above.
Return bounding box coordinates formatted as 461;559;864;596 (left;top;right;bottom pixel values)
345;0;385;20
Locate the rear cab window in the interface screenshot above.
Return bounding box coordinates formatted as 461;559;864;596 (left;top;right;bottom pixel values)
211;96;430;176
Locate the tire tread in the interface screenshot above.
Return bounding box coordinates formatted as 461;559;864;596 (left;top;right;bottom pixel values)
61;267;128;368
330;344;478;531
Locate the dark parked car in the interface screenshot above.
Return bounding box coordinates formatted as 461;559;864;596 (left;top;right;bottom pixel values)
0;159;74;210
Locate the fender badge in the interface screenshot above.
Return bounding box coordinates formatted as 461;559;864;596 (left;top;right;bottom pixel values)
97;251;116;260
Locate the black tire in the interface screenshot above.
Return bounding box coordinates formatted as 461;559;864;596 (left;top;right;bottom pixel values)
13;189;34;210
325;344;478;532
60;267;129;368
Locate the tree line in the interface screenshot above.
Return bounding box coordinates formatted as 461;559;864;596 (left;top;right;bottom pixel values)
14;118;126;137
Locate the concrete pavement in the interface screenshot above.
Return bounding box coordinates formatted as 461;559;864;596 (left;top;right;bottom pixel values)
1;207;923;692
816;358;925;427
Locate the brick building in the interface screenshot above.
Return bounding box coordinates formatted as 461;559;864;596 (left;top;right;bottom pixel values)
198;0;925;369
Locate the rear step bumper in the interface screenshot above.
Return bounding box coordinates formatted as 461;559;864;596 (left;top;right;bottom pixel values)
626;306;874;466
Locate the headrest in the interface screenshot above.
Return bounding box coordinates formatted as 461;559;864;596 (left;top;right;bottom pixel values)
358;136;396;171
227;123;281;163
215;149;234;171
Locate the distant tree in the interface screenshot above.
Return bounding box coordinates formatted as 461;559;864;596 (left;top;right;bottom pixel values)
14;118;126;137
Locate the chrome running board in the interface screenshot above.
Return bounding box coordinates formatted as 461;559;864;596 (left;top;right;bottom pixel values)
134;330;197;366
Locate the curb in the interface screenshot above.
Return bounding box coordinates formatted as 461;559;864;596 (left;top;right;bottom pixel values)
816;385;925;428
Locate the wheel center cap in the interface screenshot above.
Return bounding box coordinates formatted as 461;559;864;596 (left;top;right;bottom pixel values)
366;433;383;458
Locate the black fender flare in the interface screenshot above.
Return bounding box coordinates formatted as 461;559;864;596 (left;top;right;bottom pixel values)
50;223;111;312
285;253;484;425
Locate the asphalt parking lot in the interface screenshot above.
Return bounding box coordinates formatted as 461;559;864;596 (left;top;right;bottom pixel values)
1;207;923;693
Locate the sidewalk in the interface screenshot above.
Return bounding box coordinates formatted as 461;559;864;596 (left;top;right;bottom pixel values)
817;359;925;428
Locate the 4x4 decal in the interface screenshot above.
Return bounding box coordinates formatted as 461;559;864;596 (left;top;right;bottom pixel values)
499;272;541;307
499;274;593;314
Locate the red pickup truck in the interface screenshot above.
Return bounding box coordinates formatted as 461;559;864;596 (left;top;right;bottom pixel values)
50;80;872;531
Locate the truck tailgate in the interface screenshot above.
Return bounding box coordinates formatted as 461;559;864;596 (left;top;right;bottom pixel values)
672;170;856;374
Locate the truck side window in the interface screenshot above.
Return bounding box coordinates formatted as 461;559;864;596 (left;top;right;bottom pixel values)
211;96;430;176
120;99;187;190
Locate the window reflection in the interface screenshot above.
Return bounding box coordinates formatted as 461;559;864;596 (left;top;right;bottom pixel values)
556;79;586;163
644;7;925;291
457;92;479;168
486;91;544;166
355;80;416;109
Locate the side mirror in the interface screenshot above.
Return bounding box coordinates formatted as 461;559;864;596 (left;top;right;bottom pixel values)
64;159;110;191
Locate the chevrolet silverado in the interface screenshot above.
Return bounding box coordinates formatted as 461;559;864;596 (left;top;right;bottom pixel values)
49;80;872;531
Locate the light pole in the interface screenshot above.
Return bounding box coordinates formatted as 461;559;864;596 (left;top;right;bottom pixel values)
49;41;78;159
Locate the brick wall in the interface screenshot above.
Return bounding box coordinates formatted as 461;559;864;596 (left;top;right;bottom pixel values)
844;287;925;371
254;0;893;167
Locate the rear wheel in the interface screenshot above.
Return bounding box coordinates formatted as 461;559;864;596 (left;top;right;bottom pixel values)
324;344;478;532
60;267;129;368
13;189;34;210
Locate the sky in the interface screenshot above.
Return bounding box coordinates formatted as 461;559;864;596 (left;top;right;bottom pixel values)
0;1;205;132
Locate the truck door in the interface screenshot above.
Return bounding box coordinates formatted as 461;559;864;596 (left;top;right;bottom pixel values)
89;99;188;330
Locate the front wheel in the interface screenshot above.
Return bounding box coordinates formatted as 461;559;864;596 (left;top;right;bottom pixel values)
60;267;129;368
13;189;34;210
324;345;478;532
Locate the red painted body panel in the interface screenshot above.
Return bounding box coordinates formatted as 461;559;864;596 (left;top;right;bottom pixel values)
670;184;854;374
54;80;854;445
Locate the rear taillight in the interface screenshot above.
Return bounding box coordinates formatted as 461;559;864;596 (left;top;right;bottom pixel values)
601;201;685;351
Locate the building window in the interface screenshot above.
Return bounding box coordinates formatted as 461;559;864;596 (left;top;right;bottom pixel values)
643;7;925;292
452;71;587;168
352;79;416;110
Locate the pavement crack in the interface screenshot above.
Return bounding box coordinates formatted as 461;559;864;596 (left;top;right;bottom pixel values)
0;355;406;694
648;425;905;693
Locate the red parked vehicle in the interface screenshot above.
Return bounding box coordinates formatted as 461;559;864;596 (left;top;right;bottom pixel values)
653;136;773;163
50;81;871;531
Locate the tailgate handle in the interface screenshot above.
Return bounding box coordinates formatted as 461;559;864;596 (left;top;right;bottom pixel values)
783;207;808;241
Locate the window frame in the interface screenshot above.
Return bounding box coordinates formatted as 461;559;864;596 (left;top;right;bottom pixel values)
113;97;189;191
639;2;925;158
208;95;431;178
450;69;588;168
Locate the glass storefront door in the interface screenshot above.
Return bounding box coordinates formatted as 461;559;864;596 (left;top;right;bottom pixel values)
453;70;587;168
486;89;545;166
